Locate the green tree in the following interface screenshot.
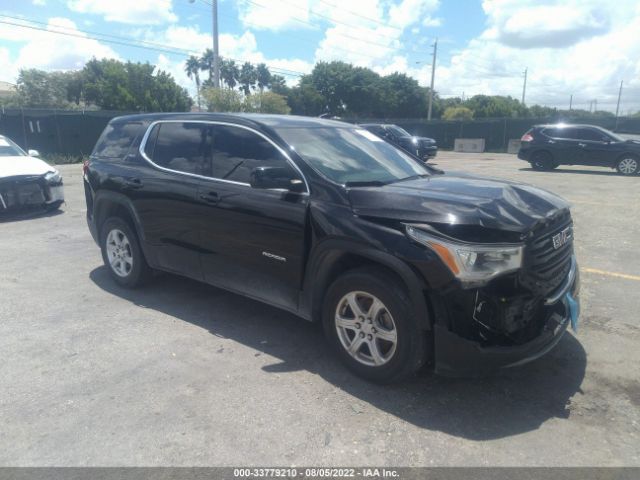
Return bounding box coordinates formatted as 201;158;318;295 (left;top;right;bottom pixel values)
12;69;82;108
82;58;191;111
256;63;272;92
464;95;527;118
185;55;202;109
287;80;326;116
200;48;214;84
244;91;290;114
219;58;239;90
270;74;288;95
376;73;428;118
442;106;474;121
239;62;258;95
201;87;243;112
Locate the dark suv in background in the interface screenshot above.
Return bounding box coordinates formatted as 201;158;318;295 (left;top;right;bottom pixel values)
84;113;579;383
360;123;437;161
519;124;640;175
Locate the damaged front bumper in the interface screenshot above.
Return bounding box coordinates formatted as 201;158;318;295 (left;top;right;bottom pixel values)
0;175;64;214
433;256;580;377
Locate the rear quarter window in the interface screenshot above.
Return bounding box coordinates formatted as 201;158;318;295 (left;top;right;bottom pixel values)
92;121;143;159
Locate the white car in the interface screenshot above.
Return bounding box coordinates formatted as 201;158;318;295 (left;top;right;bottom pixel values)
0;135;64;214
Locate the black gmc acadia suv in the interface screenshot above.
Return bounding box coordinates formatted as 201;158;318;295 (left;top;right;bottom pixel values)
519;123;640;175
360;123;437;161
84;113;580;383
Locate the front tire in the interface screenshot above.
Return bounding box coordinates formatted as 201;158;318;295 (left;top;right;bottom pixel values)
100;217;152;288
530;151;556;171
322;267;427;383
615;155;639;176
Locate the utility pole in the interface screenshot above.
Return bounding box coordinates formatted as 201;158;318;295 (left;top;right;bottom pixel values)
615;80;623;129
569;94;573;111
594;98;598;112
427;38;437;121
521;67;527;106
212;0;220;88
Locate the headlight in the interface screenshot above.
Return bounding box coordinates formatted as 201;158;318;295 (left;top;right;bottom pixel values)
405;224;523;284
411;137;418;145
44;170;61;184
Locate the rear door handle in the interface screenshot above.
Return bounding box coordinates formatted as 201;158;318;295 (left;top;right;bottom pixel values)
578;143;587;147
199;191;219;204
124;178;143;189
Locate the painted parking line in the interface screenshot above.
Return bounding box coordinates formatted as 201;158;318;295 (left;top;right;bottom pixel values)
583;268;640;281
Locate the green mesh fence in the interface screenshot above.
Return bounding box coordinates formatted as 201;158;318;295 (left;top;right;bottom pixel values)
2;108;639;156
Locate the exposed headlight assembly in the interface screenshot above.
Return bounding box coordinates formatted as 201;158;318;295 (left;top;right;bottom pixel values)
44;170;62;184
405;224;524;284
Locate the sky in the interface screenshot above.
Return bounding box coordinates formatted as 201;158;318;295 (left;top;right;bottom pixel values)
0;0;639;113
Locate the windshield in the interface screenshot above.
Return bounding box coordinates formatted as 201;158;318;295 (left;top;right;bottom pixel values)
388;125;411;137
0;138;27;157
276;126;429;185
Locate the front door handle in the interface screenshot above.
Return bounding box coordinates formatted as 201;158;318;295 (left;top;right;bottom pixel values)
199;191;219;204
578;143;587;147
124;178;143;189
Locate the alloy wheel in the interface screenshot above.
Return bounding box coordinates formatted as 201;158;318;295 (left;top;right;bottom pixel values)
618;158;638;175
106;228;133;277
335;291;398;367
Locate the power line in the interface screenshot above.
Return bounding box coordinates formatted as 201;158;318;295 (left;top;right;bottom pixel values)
0;16;307;78
241;0;399;50
194;0;400;62
316;0;403;31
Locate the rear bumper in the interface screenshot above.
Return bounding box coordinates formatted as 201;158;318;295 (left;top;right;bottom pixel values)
434;261;580;377
517;149;531;161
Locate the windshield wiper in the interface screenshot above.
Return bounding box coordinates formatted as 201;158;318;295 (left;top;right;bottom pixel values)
344;180;389;187
389;174;430;184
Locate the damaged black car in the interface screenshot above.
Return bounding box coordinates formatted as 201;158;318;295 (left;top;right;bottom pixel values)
84;113;579;383
0;135;64;215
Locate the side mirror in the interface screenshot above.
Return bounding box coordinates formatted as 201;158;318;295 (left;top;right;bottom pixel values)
249;166;304;192
28;149;40;157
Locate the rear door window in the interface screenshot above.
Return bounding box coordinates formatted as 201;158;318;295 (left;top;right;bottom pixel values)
208;125;295;184
150;122;213;176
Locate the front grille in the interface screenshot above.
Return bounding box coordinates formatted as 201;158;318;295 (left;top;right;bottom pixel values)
520;211;574;296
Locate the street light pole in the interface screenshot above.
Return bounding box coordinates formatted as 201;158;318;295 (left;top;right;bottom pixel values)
427;38;438;121
212;0;220;88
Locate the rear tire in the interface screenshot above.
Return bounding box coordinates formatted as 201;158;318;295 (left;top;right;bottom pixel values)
530;151;556;171
100;216;152;288
322;267;427;383
615;155;639;176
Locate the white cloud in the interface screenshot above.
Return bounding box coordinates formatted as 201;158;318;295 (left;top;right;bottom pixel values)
433;0;640;111
313;0;440;70
0;17;119;84
67;0;177;25
32;0;46;5
237;0;312;31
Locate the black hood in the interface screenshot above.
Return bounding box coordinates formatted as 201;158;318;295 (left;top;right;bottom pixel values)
347;172;570;233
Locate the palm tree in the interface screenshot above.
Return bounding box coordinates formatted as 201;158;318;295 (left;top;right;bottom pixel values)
220;58;239;90
200;48;214;84
256;63;272;92
239;62;257;96
184;55;202;109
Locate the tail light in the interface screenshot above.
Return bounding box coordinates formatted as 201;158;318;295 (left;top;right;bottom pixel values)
82;159;89;176
521;133;534;142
